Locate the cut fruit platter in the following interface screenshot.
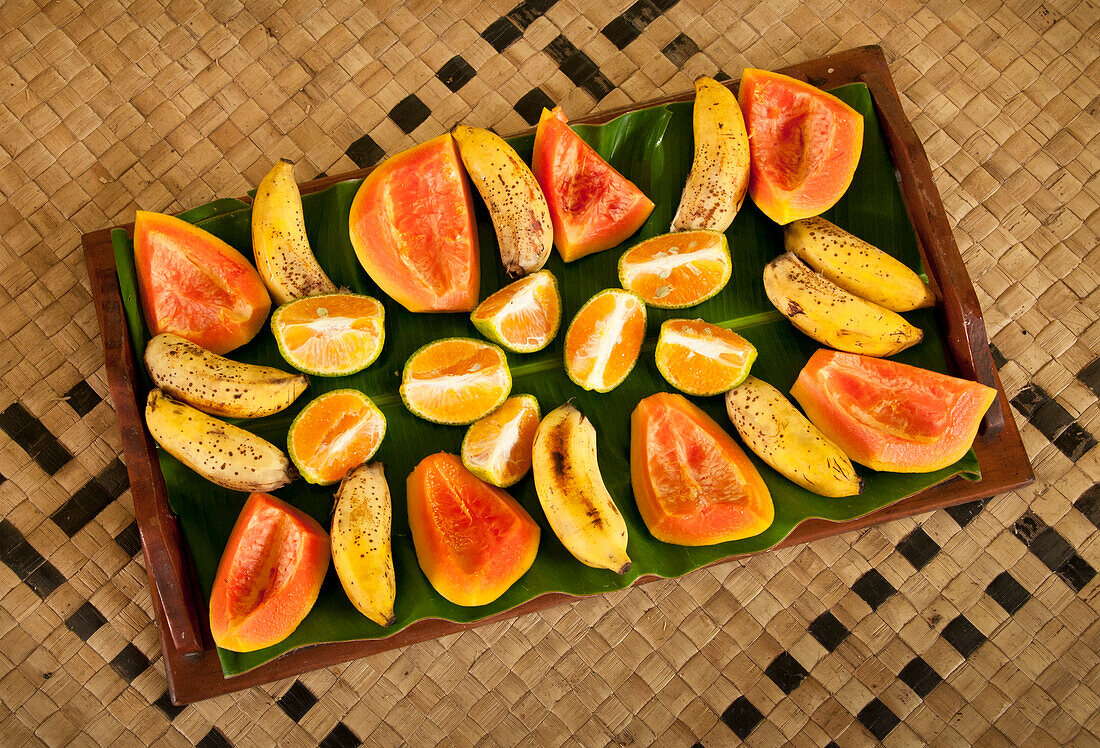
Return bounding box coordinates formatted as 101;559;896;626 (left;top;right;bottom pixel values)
82;46;1032;703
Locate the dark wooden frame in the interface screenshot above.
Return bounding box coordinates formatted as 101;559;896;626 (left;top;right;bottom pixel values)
81;46;1032;704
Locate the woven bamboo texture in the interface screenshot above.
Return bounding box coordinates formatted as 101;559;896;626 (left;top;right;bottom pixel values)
0;0;1098;745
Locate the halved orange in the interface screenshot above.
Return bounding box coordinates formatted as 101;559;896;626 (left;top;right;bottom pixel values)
401;338;511;425
618;230;731;308
461;395;541;487
272;293;385;376
470;270;561;353
564;289;646;393
287;389;386;485
655;319;757;396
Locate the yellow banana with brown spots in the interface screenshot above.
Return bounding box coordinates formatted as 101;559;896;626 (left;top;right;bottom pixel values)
726;375;862;498
452;124;552;278
331;463;396;627
672;75;751;233
784;216;935;312
531;403;631;574
252;159;338;304
144;389;296;492
763;252;923;357
144;332;308;419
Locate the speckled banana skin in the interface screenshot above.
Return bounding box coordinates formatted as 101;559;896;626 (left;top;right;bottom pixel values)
784;216;936;312
452;124;552;278
144;389;297;492
331;463;396;627
763;252;923;357
725;376;862;498
532;403;631;574
252;159;338;304
144;333;308;419
671;76;750;233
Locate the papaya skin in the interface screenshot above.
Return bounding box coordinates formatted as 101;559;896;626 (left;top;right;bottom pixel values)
738;69;863;225
631;393;773;546
532;107;654;261
790;350;997;473
134;210;271;355
208;493;329;653
407;453;540;607
348;134;480;312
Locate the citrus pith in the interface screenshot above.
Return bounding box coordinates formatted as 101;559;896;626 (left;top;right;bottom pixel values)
462;395;541;487
655;319;757;396
401;338;511;425
288;389;386;485
272;293;385;376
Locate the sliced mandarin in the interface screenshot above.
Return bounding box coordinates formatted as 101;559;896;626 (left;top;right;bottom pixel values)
287;389;386;485
470;270;561;353
272;293;385;376
564;289;646;393
618;230;731;308
461;395;541;487
655;319;757;396
401;338;511;425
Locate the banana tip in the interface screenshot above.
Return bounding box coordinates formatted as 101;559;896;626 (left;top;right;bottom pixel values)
616;561;632;575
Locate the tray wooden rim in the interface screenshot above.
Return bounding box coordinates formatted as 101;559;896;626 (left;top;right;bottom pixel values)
80;45;1032;704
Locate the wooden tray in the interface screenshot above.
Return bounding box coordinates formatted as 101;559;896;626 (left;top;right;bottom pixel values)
81;45;1032;704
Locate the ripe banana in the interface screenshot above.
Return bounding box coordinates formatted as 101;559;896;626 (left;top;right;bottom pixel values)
763;252;923;357
725;376;862;498
671;76;750;233
252;159;338;304
785;217;935;312
144;332;308;419
452;124;552;278
532;403;631;574
145;389;297;492
331;462;396;627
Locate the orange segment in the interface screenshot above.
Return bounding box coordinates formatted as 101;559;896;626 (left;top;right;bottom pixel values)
287;389;386;485
564;289;647;393
461;395;541;487
655;319;757;396
618;230;731;309
401;338;511;425
272;293;385;376
470;270;561;353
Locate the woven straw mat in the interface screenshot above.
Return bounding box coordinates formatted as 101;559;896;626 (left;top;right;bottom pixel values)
0;0;1098;745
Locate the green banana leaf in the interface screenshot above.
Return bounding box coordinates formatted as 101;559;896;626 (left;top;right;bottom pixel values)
111;83;980;677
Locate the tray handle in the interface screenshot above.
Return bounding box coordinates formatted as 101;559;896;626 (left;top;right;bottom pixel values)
83;228;206;656
794;47;1005;438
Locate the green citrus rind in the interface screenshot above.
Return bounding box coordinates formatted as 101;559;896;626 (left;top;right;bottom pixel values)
564;288;647;394
287;388;386;485
617;230;731;309
461;394;541;487
271;292;385;377
470;270;562;354
400;337;512;425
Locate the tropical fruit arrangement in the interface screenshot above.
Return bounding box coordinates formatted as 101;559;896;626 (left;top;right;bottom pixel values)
127;68;995;659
